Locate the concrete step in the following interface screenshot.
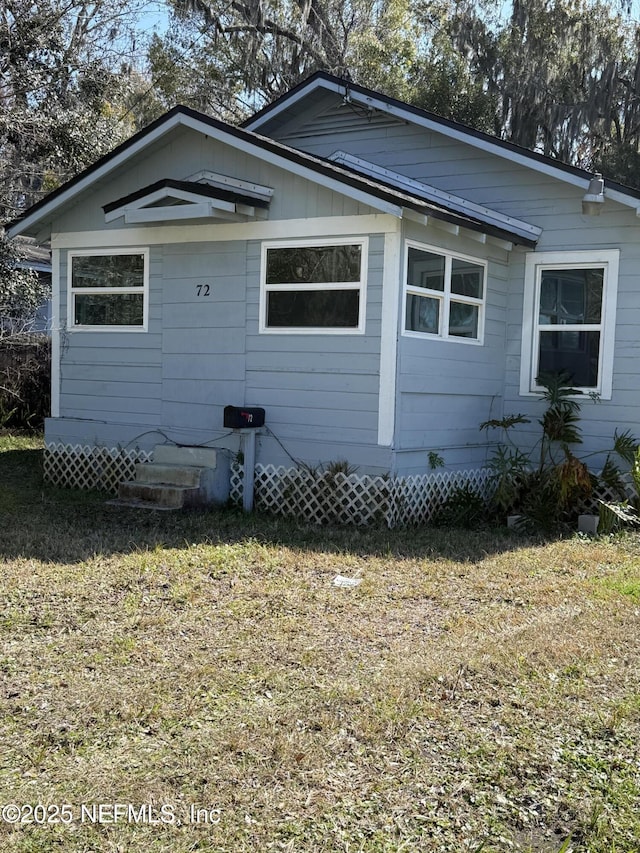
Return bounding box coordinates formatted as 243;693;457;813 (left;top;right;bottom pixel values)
117;481;206;509
134;462;206;488
153;445;219;468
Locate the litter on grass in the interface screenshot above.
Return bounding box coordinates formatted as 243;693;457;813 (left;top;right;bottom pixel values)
332;575;362;588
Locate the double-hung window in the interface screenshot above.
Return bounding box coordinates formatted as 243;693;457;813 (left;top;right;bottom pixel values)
69;249;149;330
404;242;486;343
260;238;367;334
520;250;619;398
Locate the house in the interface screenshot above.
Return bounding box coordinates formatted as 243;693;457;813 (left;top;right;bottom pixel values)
7;71;640;495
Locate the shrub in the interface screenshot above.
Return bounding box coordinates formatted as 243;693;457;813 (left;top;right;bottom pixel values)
432;484;488;529
0;336;51;429
481;372;638;532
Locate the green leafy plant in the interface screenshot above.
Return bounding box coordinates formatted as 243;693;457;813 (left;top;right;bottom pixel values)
428;450;445;470
481;372;638;532
323;459;359;477
597;499;639;534
431;484;488;529
596;444;640;533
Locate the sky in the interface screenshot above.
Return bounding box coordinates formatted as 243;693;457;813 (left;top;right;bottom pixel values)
135;1;171;41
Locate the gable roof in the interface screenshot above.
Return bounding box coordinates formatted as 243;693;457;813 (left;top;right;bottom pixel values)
244;71;640;212
7;104;537;247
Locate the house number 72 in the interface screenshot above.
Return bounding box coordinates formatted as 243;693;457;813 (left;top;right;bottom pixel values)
196;284;211;297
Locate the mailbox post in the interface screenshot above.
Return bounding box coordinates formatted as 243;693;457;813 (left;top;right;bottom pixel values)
223;406;265;513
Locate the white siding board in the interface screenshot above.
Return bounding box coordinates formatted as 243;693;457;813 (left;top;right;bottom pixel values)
60;396;161;419
67;332;162;349
246;369;379;394
161;328;245;354
244;387;378;413
62;364;162;383
254;432;392;472
60;393;161;415
398;422;488;446
163;354;246;381
45;416;238;453
161;400;237;428
62;380;160;399
398;373;503;397
162;379;245;405
256;418;376;444
56;409;162;427
62;350;160;367
165;302;246;328
395;446;491;474
245;351;378;374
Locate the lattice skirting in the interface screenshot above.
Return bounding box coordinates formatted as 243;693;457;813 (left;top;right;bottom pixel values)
580;472;637;513
44;447;632;526
44;443;152;494
230;463;495;527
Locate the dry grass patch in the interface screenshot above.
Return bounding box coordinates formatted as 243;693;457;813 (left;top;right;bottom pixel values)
0;436;639;851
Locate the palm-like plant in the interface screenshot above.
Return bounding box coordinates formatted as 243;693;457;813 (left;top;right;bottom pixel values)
481;372;638;531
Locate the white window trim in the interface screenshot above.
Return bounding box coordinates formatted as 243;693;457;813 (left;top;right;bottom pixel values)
259;236;368;335
68;248;150;332
519;249;619;399
402;240;487;345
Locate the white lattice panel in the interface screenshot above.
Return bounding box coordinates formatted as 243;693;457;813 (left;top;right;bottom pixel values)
579;471;638;513
229;461;243;503
387;468;495;526
44;443;152;494
232;463;494;528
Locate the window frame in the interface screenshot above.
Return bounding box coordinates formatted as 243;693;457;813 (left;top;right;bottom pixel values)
519;249;619;399
259;237;368;335
68;248;150;332
402;240;487;346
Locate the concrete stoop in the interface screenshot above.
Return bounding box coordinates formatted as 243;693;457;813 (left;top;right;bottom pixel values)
113;445;230;510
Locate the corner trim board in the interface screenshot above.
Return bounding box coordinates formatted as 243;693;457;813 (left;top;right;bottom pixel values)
378;226;402;446
51;248;61;418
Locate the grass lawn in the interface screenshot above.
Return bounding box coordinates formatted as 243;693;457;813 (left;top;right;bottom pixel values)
1;433;639;852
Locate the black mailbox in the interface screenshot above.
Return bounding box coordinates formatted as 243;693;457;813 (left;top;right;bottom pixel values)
224;405;265;429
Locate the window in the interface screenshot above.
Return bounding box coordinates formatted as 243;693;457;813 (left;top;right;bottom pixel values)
260;239;367;333
69;249;149;330
520;250;619;398
404;243;486;343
